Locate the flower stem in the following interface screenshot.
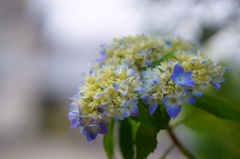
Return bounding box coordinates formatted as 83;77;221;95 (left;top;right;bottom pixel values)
159;144;175;159
166;126;197;159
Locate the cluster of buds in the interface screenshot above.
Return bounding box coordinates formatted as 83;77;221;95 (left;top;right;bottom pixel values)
68;35;227;141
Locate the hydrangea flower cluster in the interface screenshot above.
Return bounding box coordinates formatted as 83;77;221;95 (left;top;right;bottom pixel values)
68;35;227;141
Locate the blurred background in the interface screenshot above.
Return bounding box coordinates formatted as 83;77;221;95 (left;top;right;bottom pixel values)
0;0;239;158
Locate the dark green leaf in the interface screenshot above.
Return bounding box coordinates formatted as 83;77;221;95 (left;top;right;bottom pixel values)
131;99;170;129
195;94;240;123
135;124;160;159
103;120;115;159
119;118;134;159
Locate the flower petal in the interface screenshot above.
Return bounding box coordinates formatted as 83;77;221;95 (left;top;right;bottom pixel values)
130;105;139;117
70;119;79;129
210;81;221;90
114;109;124;120
149;102;158;115
182;91;196;104
192;91;203;98
163;94;182;106
152;78;158;85
85;125;99;142
142;95;156;105
136;87;144;93
144;59;151;66
165;105;182;119
193;82;207;97
98;123;108;134
122;110;130;118
181;71;192;80
172;64;184;76
181;79;195;87
162;96;169;105
127;69;136;76
171;64;194;87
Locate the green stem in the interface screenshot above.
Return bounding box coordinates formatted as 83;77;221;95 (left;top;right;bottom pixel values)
166;126;197;159
159;144;175;159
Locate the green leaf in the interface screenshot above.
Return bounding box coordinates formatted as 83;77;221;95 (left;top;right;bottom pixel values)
135;124;160;159
181;104;240;159
141;52;176;70
195;94;240;123
131;99;170;129
119;118;134;159
129;119;140;140
103;120;115;159
150;52;176;67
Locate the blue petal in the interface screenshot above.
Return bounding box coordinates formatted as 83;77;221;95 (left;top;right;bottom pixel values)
89;70;93;75
122;110;130;118
162;96;169;106
172;64;184;76
130;107;139;116
122;98;138;117
98;123;108;134
130;104;139;117
141;71;147;78
113;83;128;96
162;94;182;106
165;41;171;49
68;103;76;111
128;98;137;105
181;72;192;80
171;65;195;87
113;83;119;90
142;96;155;105
192;91;203;98
165;105;182;119
182;92;196;104
68;112;78;120
127;69;136;76
144;59;151;66
138;50;144;54
192;82;207;97
210;81;221;90
70;93;79;99
100;50;106;56
152;78;158;85
136;87;144;93
95;50;106;63
170;74;178;83
180;79;195;87
97;105;108;116
70;119;79;129
85;125;98;142
97;105;104;113
149;103;158;115
114;109;124;120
